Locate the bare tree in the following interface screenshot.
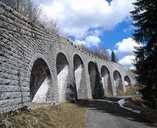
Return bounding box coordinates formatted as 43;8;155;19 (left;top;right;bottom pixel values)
74;44;110;60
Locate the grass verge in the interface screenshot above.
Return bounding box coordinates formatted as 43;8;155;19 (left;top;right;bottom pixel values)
1;103;87;128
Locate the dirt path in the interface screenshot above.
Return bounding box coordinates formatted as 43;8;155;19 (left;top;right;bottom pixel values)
78;100;156;128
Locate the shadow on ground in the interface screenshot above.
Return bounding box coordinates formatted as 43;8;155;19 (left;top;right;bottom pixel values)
76;99;156;127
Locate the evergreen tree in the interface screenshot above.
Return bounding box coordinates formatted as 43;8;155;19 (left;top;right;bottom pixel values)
131;0;157;108
111;51;117;62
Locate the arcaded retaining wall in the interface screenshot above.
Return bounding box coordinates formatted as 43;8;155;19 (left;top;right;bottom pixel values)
0;2;136;113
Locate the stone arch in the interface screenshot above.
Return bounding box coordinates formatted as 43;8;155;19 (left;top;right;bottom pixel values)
30;58;52;103
124;76;131;86
88;62;104;99
73;54;87;99
101;66;113;96
113;70;123;95
56;52;74;102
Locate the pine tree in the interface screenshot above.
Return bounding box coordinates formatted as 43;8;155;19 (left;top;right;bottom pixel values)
131;0;157;108
111;51;117;62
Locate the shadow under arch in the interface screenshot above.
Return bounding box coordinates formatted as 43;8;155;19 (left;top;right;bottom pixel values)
113;70;123;95
88;62;104;99
124;76;131;86
101;65;113;96
56;52;76;102
30;58;52;103
73;54;87;99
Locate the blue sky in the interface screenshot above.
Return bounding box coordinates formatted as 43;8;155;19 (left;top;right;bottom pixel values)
33;0;141;69
100;20;134;49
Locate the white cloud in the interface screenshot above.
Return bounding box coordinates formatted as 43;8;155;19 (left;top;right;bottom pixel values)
86;35;101;46
118;55;135;66
75;35;101;48
115;37;141;54
37;0;135;39
106;49;112;57
75;40;86;46
114;37;142;69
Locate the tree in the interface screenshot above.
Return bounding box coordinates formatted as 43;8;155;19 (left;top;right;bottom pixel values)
131;0;157;108
111;51;117;62
94;47;110;60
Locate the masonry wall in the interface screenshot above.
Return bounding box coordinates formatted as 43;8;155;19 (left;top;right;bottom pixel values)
0;2;136;113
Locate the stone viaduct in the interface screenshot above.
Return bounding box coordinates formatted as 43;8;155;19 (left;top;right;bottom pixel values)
0;2;136;113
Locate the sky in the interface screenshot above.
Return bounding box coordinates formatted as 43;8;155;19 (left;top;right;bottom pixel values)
33;0;141;69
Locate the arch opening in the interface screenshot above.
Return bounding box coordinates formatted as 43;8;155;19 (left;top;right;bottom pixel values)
101;66;113;96
113;71;123;95
56;53;71;102
124;76;131;86
30;58;52;103
73;54;87;99
88;62;104;99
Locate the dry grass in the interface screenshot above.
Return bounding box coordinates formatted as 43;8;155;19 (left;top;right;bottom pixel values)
124;96;146;109
2;103;87;128
107;90;113;97
122;86;139;96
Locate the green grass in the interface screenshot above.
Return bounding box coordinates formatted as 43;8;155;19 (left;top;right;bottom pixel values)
2;103;87;128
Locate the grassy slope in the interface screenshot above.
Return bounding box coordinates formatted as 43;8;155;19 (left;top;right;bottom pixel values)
4;103;87;128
